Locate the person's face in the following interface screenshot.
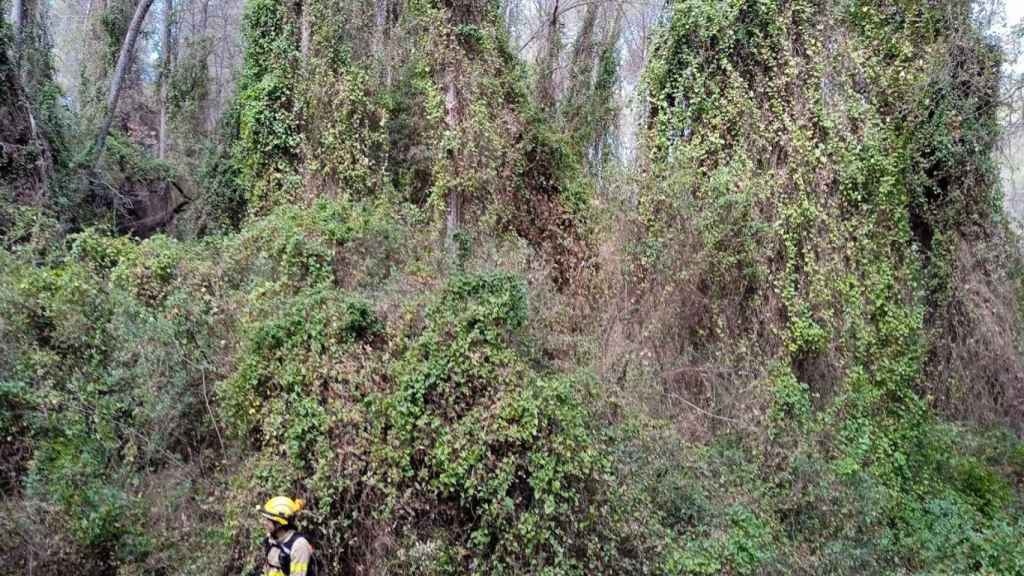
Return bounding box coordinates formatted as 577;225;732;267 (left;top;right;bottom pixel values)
262;518;277;535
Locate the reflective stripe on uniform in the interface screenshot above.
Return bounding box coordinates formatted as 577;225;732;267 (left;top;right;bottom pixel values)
290;561;308;575
267;571;285;576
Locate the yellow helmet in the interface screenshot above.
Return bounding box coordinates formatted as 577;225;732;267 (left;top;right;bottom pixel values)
260;496;305;526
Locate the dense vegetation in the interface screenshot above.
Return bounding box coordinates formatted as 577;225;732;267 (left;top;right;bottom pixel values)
1;0;1022;574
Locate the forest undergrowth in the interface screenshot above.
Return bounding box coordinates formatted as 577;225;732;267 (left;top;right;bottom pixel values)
1;0;1023;574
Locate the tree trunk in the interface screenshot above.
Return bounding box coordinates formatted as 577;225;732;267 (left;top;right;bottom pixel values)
568;0;598;83
299;0;310;57
374;0;387;81
199;0;212;131
446;186;463;255
158;0;173;159
536;0;560;110
0;14;52;204
93;0;157;166
12;0;24;68
443;65;463;256
374;0;397;86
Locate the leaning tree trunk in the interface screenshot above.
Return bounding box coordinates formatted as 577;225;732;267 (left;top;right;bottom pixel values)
94;0;158;167
158;0;173;159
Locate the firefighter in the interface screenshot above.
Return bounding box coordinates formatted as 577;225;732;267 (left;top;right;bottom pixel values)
258;496;317;576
